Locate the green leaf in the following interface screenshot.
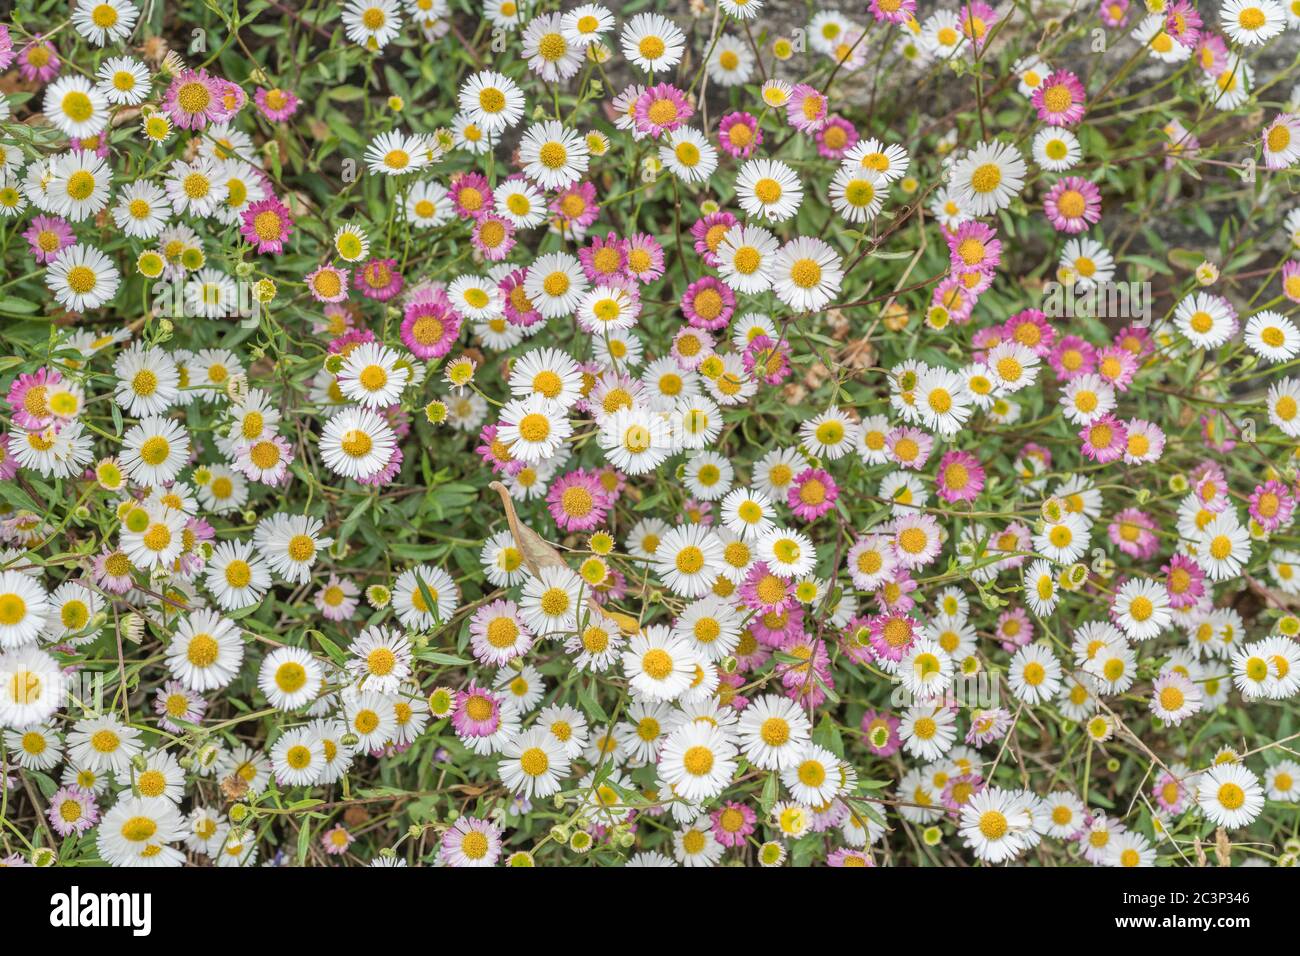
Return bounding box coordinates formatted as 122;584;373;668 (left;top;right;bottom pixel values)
760;771;778;815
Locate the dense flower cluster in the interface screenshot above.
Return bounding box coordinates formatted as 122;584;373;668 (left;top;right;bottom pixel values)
1;0;1299;868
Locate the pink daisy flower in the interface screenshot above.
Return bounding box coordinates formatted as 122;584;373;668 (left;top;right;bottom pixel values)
7;366;63;429
354;258;403;301
1032;70;1087;126
690;211;738;268
1095;345;1138;390
315;303;357;336
815;116;858;159
1048;334;1098;380
17;37;60;83
996;607;1033;651
356;442;400;486
779;638;832;705
710;802;757;847
499;268;544;327
936;450;985;503
550;181;600;231
841;616;876;665
1262;114;1300;170
236;434;294;485
1043;177;1102;234
163;68;233;130
946;220;1002;274
1098;0;1130;28
930;277;977;325
966;708;1012;746
681;498;714;525
886;426;933;470
869;0;916;24
0;438;17;482
1108;508;1159;559
717;111;762;158
1250;479;1295;532
828;848;874;867
469;599;533;666
875;568;920;613
0;25;12;71
786;83;829;132
1282;261;1300;304
970;326;1007;363
547;468;609;532
743;335;792;385
240;197;294;254
1113;323;1155;360
471;212;516;261
178;517;214;575
1200;411;1238;454
254;86;300;122
869;612;918;663
1165;0;1203;47
1123;418;1165;465
315;575;360;621
681;276;736;331
328;327;375;355
71;133;111;158
670;327;714;370
1079;414;1127;463
449;172;493;218
476;424;518;475
22;215;75;265
633;83;693;138
92;548;135;594
400;300;461;360
593;466;626;503
587;372;643;420
623;232;665;282
46;786;99;837
215;79;248;116
1194;33;1229;76
588;565;629;606
305;264;350;304
958;2;999;46
1152;770;1190;813
1004;308;1056;357
577;232;628;283
738;562;796;613
1163;120;1200;169
1162;554;1206;609
452;684;502;738
153;680;207;733
440;816;502;867
321;825;354;856
942;772;987;811
788;467;838;522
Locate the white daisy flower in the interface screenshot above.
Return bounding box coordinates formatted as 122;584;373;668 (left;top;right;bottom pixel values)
43;75;110;139
46;242;120;312
518;120;590;190
620;12;687;72
735;158;803;222
254;513;333;585
258;646;325;711
392;564;459;630
337;342;411;408
949;141;1026;216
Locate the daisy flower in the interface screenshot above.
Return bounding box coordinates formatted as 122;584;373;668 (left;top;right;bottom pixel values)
949;141;1026;216
1197;763;1265;828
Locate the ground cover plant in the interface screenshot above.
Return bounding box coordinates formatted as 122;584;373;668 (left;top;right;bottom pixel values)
1;0;1300;868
